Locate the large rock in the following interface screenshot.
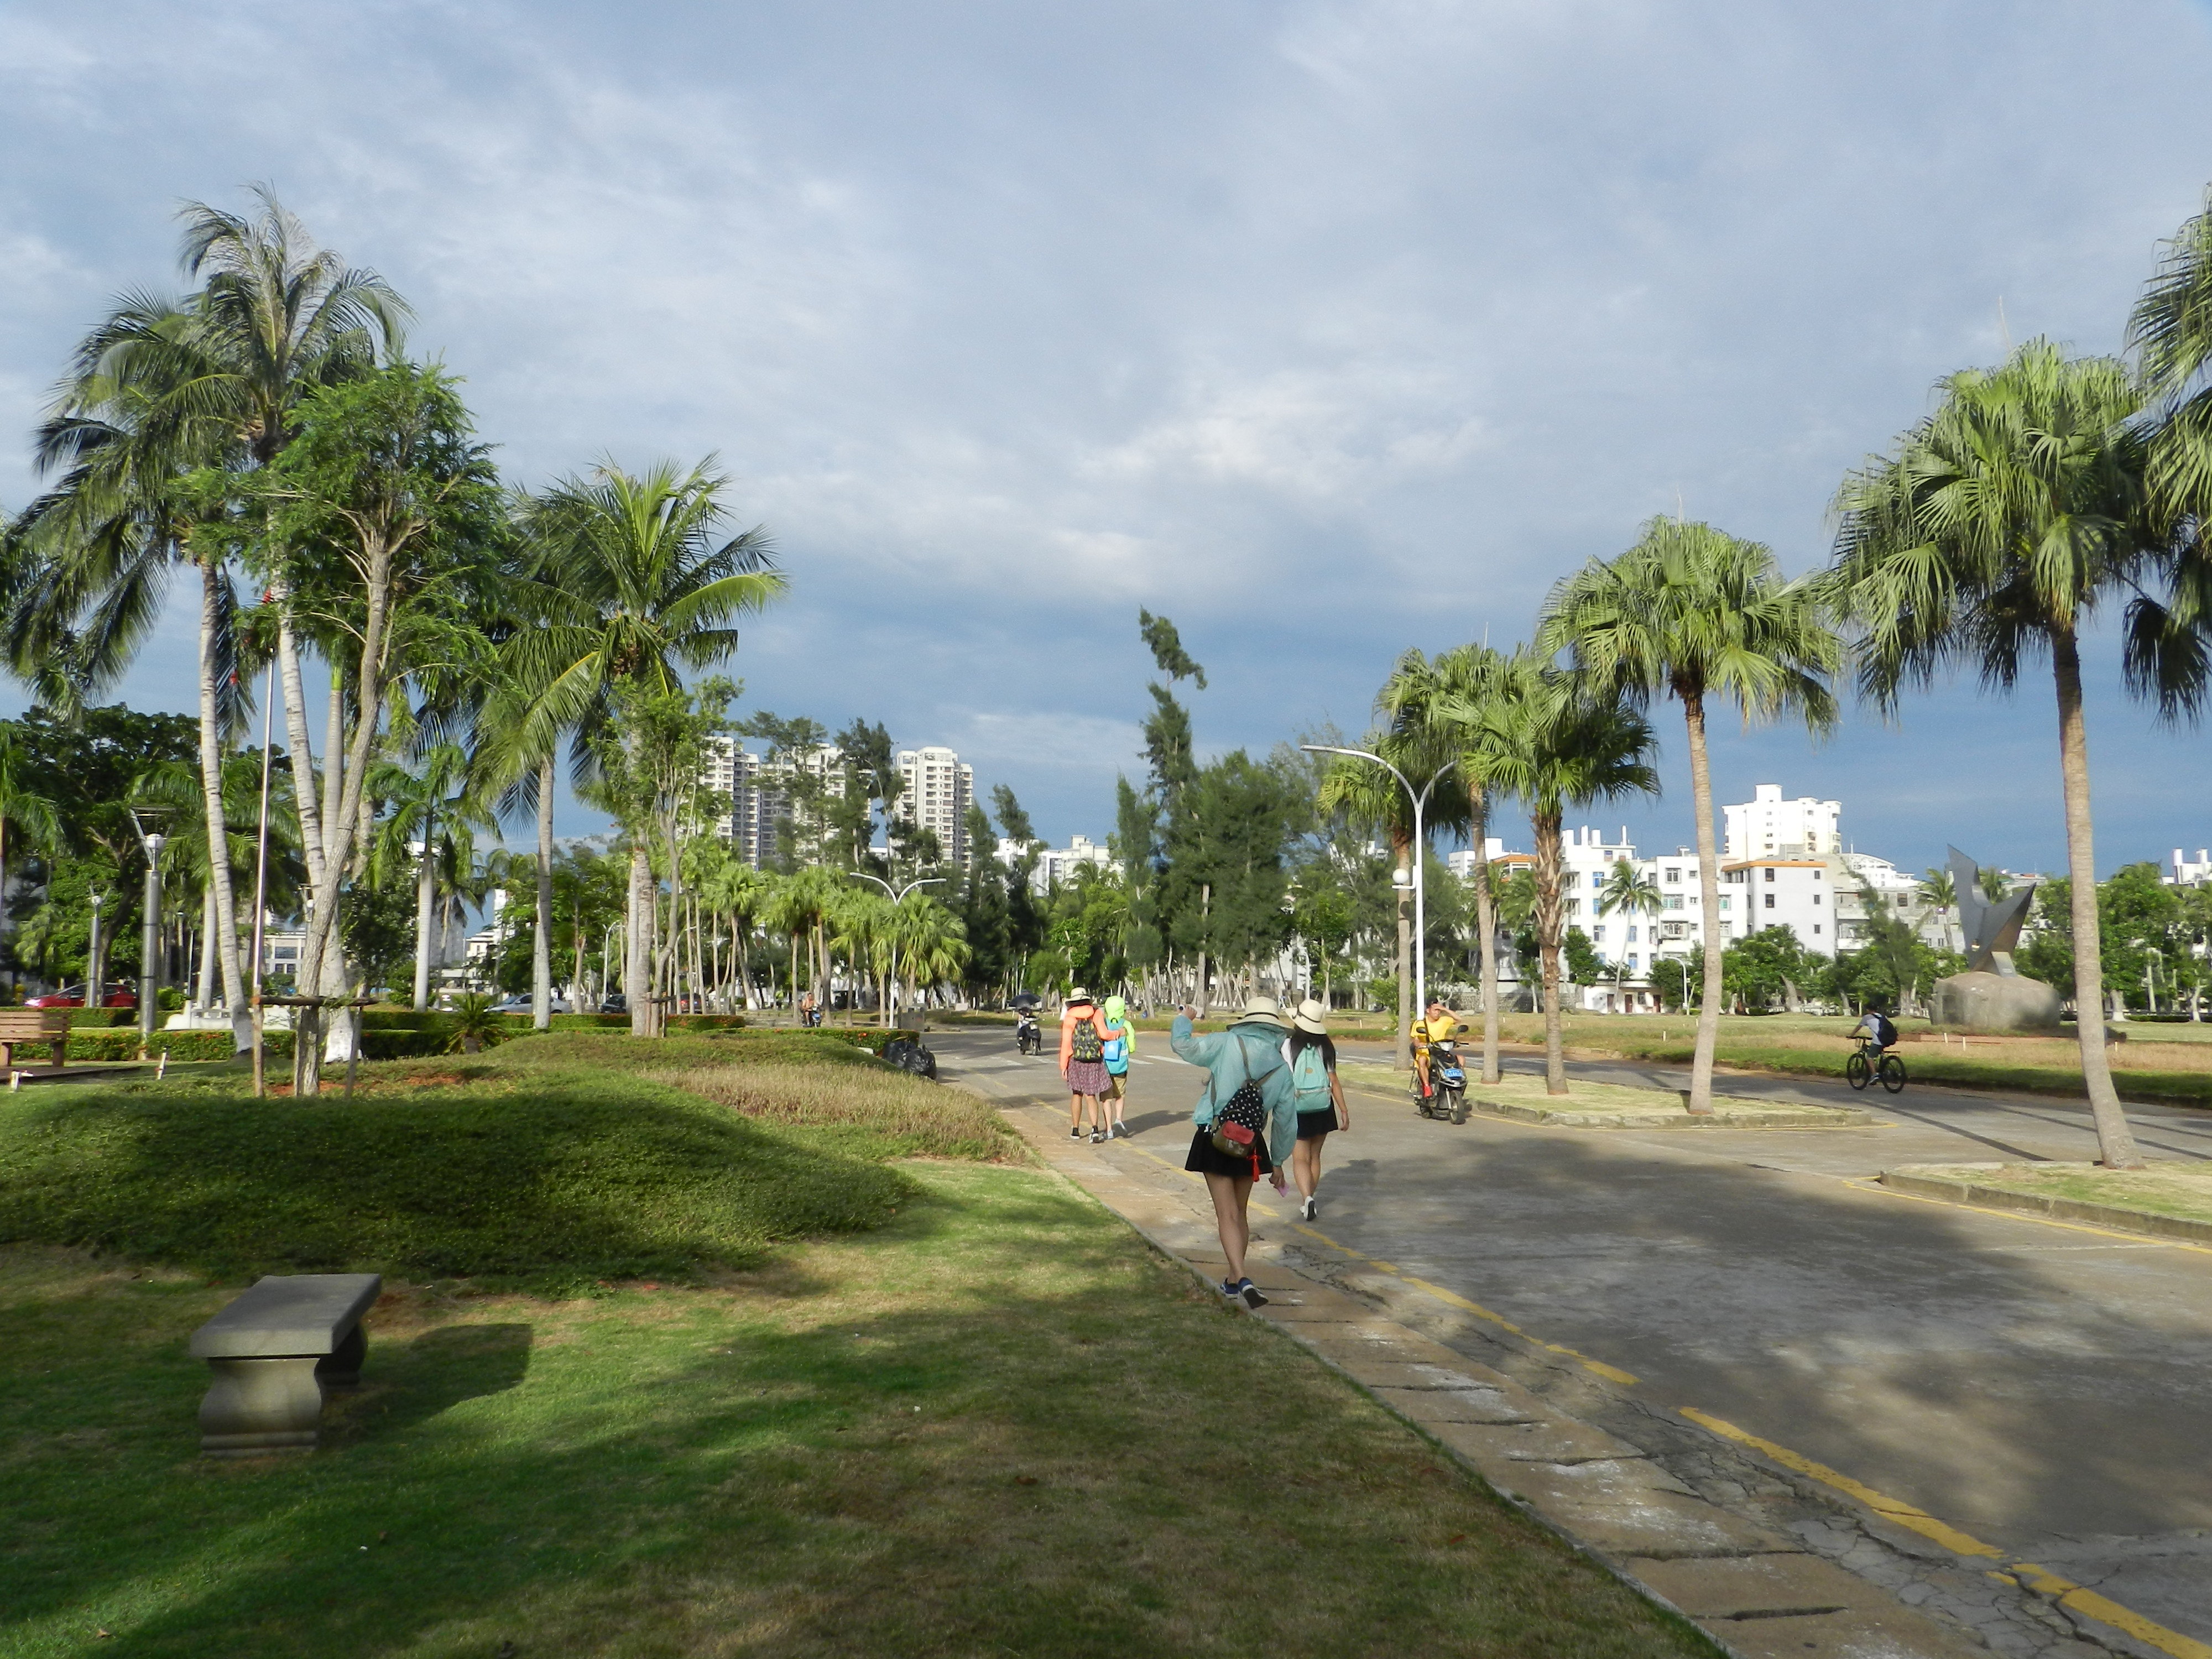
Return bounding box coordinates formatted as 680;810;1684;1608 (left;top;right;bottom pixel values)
1930;969;2062;1032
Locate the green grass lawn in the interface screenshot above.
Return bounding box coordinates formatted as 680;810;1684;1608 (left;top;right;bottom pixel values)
0;1035;1715;1658
1471;1013;2212;1109
1901;1160;2212;1225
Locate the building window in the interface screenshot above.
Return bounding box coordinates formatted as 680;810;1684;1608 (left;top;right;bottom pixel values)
1592;925;1606;941
1812;869;1822;881
1813;893;1822;906
1627;953;1639;968
1764;892;1776;909
1626;926;1639;942
1665;868;1681;883
1764;867;1776;883
1567;898;1580;916
1719;897;1731;912
1666;896;1684;910
1813;923;1822;935
1590;872;1603;888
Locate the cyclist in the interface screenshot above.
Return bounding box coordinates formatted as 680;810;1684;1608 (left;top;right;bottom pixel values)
1852;1006;1898;1055
1412;997;1459;1098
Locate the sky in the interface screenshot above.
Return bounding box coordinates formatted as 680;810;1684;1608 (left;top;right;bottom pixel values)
4;0;2212;879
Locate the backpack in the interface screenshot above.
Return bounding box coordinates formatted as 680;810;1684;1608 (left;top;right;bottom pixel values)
1870;1013;1897;1048
1291;1044;1332;1105
1101;1026;1128;1068
1069;1013;1103;1063
1208;1037;1282;1177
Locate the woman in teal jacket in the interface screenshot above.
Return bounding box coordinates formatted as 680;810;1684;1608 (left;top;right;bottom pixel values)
1171;995;1298;1308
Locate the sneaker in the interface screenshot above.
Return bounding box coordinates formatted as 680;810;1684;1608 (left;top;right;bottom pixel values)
1219;1277;1239;1298
1237;1278;1269;1310
1112;1122;1130;1138
1068;1126;1083;1140
1089;1129;1105;1144
1301;1197;1318;1221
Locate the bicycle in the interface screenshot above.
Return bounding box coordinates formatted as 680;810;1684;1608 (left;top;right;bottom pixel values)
1845;1037;1906;1094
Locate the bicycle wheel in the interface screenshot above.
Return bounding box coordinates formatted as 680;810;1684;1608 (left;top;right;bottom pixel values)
1879;1053;1907;1094
1845;1051;1871;1091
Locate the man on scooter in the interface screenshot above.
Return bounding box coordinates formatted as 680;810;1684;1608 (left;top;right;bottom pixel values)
1412;997;1458;1098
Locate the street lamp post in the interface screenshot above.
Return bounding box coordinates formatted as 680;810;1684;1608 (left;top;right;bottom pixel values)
1302;746;1454;1060
86;893;105;1013
848;872;944;1020
129;817;169;1048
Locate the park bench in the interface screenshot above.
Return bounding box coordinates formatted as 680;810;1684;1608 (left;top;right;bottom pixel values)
188;1272;381;1455
0;1007;70;1074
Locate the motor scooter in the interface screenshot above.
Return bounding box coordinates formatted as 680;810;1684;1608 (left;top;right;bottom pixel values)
1411;1038;1468;1124
1015;1009;1041;1056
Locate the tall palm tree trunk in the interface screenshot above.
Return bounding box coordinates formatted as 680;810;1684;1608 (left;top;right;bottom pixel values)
1533;807;1568;1094
197;886;220;1014
2053;632;2143;1167
1683;692;1721;1114
533;754;555;1030
412;816;436;1010
628;844;653;1036
1392;845;1412;1070
195;564;251;1051
1469;791;1501;1085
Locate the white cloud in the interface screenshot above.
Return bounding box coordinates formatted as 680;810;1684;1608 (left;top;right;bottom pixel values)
3;0;2211;867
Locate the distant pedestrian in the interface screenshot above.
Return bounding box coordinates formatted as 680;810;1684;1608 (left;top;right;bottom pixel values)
797;990;819;1029
1284;998;1349;1222
1172;995;1297;1308
1099;993;1137;1137
1061;986;1113;1142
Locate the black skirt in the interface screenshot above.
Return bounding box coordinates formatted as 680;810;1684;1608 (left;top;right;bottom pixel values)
1295;1109;1337;1142
1185;1125;1274;1179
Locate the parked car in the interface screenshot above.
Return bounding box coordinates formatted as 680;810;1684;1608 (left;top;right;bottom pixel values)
489;995;571;1015
24;983;137;1010
599;994;628;1015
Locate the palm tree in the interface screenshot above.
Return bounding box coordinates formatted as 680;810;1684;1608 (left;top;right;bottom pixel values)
370;743;492;1010
0;731;62;984
1447;659;1658;1094
895;894;971;1010
1831;339;2153;1169
1538;518;1838;1114
1383;644;1514;1083
1314;715;1459;1070
1919;867;1959;951
1596;858;1664;1007
12;190;406;1051
494;460;782;1036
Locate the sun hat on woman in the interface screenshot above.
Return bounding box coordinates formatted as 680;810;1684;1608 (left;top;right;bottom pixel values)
1292;998;1328;1035
1238;994;1287;1026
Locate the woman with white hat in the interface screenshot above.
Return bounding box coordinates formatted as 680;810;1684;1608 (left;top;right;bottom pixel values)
1284;998;1349;1222
1170;995;1297;1307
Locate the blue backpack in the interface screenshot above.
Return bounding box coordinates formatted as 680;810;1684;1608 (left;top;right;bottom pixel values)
1291;1044;1332;1106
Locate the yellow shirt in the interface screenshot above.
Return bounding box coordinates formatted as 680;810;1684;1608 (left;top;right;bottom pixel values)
1415;1014;1459;1047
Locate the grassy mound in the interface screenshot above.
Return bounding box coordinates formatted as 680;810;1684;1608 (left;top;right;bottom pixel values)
650;1061;1015;1160
0;1044;934;1291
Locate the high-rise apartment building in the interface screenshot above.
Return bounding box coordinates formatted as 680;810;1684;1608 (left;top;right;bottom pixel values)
1723;784;1841;859
703;737;847;867
895;747;974;865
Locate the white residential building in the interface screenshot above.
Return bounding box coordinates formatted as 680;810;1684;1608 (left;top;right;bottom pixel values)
703;738;849;867
1724;784;1841;859
2172;848;2212;886
1035;834;1114;890
894;747;974;865
1446;839;1507;881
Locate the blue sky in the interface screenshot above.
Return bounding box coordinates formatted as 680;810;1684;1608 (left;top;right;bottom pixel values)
4;1;2211;878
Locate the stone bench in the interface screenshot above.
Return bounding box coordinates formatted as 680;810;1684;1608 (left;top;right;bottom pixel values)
189;1272;381;1455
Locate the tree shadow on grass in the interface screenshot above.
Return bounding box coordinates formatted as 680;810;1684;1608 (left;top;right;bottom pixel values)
328;1323;535;1444
30;1206;1711;1659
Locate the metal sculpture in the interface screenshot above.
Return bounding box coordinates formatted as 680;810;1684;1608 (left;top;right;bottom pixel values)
1947;846;2034;975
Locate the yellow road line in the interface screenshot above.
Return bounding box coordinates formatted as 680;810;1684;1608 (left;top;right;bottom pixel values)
1292;1224;1640;1385
1682;1409;2212;1659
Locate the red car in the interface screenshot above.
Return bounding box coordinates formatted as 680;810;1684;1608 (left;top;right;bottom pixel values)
24;983;138;1010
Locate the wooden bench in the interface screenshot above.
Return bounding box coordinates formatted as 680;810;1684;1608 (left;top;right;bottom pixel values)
0;1007;70;1074
188;1273;382;1455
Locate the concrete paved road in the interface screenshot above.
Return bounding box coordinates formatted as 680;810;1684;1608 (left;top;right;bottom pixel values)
932;1028;2212;1647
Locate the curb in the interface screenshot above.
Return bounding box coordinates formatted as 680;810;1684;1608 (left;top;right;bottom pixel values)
1877;1168;2212;1243
1466;1100;1880;1130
